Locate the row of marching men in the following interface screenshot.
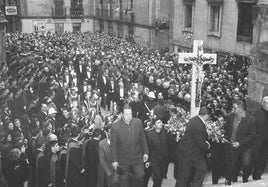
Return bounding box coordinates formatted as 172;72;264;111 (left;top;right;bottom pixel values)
1;106;170;187
31;126;106;187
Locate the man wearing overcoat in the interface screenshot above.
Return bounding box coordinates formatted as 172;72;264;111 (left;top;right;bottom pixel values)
110;105;149;187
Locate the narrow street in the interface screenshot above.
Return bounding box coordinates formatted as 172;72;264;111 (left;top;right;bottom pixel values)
147;163;268;187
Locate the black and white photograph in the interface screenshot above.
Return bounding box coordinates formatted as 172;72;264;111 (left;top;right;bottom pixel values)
0;0;268;187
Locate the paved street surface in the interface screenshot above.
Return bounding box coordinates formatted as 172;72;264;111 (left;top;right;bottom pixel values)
147;163;268;187
101;108;268;187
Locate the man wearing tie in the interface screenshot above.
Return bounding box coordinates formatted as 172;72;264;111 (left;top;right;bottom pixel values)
85;66;96;89
115;80;126;113
77;60;86;85
107;76;116;112
97;70;109;108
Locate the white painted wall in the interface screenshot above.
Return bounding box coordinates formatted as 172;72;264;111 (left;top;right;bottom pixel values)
135;27;149;46
81;19;94;32
21;19;33;33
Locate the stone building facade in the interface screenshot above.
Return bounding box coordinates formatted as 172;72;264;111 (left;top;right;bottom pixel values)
0;0;21;32
248;1;268;107
0;9;7;65
170;0;268;107
1;0;170;49
170;0;256;55
18;0;94;33
92;0;170;49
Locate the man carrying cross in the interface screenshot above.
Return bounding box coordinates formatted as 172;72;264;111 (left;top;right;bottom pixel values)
175;41;217;187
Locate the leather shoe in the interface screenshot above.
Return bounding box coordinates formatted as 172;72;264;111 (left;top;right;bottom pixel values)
225;180;231;185
253;176;261;180
232;178;237;183
243;179;249;183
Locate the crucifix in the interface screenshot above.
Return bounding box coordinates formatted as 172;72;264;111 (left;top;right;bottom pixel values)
178;40;217;117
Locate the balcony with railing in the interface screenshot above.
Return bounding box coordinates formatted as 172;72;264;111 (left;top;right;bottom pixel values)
52;7;66;18
95;8;134;23
70;6;84;18
120;11;135;23
94;8;169;30
154;19;170;30
96;9;113;19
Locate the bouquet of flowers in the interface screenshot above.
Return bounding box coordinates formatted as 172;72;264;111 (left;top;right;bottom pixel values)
206;120;228;143
164;107;190;141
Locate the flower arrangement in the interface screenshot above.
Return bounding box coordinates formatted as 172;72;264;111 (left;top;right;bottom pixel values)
206;120;228;143
164;107;190;141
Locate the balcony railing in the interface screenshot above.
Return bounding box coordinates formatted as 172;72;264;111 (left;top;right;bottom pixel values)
154;19;170;30
52;7;66;18
120;12;134;22
95;9;134;23
96;9;113;19
70;7;84;18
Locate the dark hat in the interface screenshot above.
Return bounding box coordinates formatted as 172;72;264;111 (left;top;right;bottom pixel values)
14;140;24;150
70;126;81;138
36;136;45;149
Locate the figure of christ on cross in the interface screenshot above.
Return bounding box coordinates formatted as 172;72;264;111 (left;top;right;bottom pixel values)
178;40;217;117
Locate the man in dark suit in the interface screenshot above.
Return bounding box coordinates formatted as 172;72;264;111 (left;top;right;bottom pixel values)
53;82;66;110
0;151;7;187
129;93;145;120
65;126;84;187
97;125;118;187
114;80;127;113
84;128;102;187
38;103;48;127
76;60;86;85
97;70;109;108
79;80;89;100
210;115;226;184
250;96;268;180
176;107;211;187
110;105;149;187
32;136;45;187
146;118;168;187
107;76;116;111
153;98;168;122
224;100;256;185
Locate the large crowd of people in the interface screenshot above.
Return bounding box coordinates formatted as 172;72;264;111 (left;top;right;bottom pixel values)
0;31;265;187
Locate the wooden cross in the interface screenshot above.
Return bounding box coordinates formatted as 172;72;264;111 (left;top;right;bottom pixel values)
178;40;217;117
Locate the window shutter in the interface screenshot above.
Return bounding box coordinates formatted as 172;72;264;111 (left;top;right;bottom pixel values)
236;0;257;3
207;0;223;4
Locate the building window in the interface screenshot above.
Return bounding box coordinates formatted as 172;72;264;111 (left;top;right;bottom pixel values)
208;3;222;37
184;4;193;29
71;0;83;17
72;23;81;32
55;23;64;33
209;6;220;32
128;25;134;42
54;0;64;7
129;25;134;36
118;23;123;38
108;22;113;35
99;20;104;33
237;3;255;43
